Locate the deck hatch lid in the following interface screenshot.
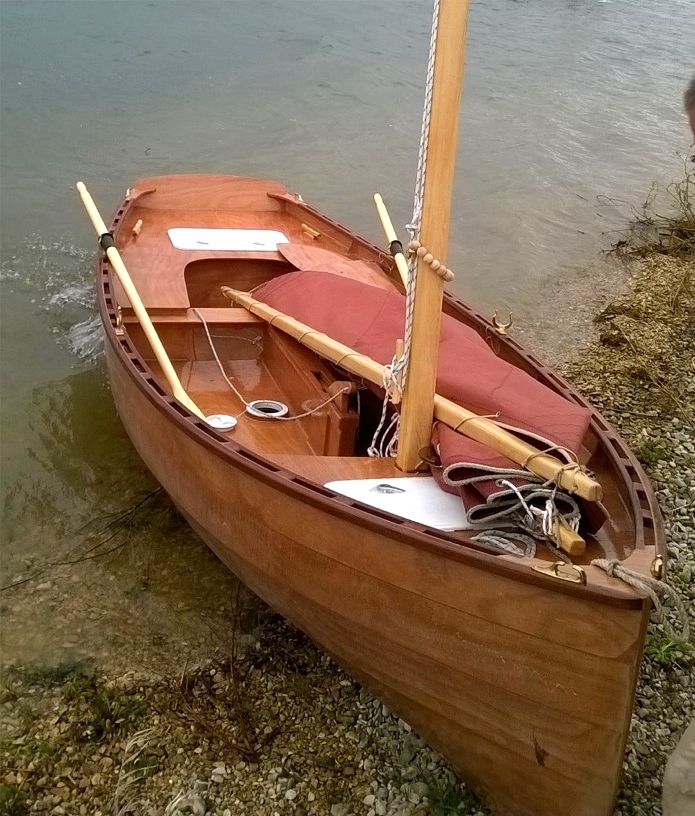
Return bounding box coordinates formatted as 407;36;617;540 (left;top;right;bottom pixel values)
167;228;289;251
325;476;472;531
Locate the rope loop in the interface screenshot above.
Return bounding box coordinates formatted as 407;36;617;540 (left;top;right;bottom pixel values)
592;558;690;641
368;351;407;457
521;445;586;495
472;530;537;558
452;412;500;433
194;308;352;424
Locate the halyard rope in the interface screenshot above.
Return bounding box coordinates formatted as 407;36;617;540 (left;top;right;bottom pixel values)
407;0;440;248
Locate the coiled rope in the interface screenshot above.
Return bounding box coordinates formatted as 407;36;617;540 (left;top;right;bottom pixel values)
592;558;690;641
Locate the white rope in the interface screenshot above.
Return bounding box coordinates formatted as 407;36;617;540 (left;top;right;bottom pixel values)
368;410;400;458
407;0;440;246
497;479;580;538
592;558;691;641
271;388;351;422
193;308;249;405
368;388;393;457
464;478;579;560
193;308;350;423
498;479;538;529
403;0;441;373
368;350;406;456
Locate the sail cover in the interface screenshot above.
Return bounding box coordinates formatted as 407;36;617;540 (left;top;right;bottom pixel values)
253;270;597;534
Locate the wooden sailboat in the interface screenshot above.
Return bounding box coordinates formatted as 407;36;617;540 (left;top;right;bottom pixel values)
76;2;667;814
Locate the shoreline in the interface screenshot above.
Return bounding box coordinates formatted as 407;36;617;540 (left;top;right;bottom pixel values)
1;248;693;816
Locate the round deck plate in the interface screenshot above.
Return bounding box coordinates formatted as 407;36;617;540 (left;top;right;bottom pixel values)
205;414;238;430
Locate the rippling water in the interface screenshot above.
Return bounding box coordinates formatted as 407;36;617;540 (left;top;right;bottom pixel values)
1;0;692;663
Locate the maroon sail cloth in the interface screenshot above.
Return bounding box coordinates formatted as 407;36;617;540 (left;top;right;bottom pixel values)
254;270;591;445
253;270;593;524
430;423;604;529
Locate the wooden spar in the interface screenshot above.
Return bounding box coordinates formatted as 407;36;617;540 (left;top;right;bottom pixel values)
221;286;601;505
396;0;472;472
75;181;206;421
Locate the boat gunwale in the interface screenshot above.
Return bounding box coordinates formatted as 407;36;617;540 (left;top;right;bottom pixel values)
97;175;664;609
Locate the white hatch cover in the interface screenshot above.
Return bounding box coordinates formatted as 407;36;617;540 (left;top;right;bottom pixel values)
168;228;290;251
324;477;472;531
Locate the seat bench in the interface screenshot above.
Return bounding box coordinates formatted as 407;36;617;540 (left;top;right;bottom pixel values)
121;307;264;325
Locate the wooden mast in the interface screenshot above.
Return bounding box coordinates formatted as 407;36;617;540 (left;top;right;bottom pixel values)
396;0;471;472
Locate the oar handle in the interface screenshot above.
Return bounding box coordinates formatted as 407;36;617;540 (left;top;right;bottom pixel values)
374;194;410;289
76;181;110;236
76;181;206;421
374;193;399;243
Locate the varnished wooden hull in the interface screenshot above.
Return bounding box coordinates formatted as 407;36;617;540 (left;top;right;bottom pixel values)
96;175;664;816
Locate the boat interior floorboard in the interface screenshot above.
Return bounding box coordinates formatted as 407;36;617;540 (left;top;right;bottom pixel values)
185;359;320;456
264;454;404;483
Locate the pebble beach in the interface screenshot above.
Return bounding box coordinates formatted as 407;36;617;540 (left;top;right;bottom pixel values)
1;216;693;816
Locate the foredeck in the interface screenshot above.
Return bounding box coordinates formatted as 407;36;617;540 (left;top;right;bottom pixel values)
111;175;392;313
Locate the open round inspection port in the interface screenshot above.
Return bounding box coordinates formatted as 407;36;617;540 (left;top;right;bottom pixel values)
245;399;289;419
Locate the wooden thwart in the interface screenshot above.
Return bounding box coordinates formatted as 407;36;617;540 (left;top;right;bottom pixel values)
221;286;602;505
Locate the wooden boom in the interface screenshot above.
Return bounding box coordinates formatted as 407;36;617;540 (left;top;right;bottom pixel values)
76;181;206;421
221;286;602;504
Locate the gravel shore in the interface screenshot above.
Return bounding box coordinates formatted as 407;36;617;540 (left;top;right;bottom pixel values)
1;248;693;816
563;251;695;816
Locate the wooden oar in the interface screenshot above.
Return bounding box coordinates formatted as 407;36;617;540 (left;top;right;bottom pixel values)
76;181;206;421
221;286;601;505
373;194;410;289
